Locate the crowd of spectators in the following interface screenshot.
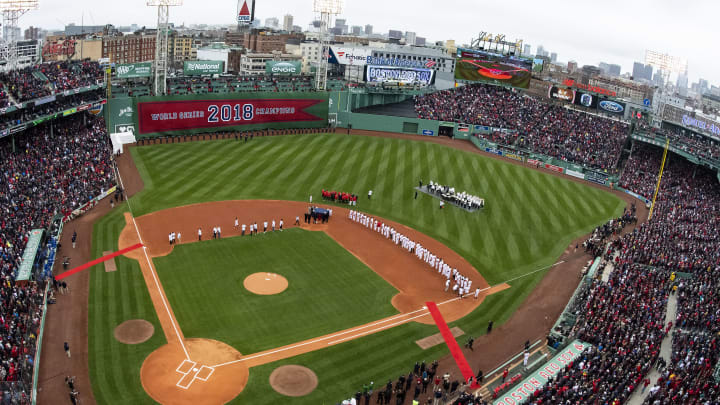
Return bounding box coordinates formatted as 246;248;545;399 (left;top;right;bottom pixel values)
0;89;105;132
414;84;629;170
636;121;720;164
0;114;114;403
0;60;103;105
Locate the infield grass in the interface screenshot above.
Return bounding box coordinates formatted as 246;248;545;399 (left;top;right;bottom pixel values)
89;133;625;403
152;228;399;353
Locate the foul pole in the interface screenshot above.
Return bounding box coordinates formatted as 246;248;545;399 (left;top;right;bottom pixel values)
648;138;670;221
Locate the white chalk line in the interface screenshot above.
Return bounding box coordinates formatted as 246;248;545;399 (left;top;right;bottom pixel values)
210;259;564;368
116;169;191;361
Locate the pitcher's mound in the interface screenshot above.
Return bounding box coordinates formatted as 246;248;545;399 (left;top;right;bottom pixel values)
114;319;154;344
269;365;318;397
244;272;288;295
141;338;249;405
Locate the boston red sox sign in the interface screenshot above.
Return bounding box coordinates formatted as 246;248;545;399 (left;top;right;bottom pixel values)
132;92;329;137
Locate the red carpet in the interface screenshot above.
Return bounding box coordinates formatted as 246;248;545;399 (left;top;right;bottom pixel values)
56;243;144;280
425;301;479;388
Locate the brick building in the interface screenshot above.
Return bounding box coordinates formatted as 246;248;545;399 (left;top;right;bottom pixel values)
102;34;156;64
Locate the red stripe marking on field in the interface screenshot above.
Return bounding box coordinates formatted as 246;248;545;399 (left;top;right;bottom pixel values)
56;243;144;280
425;301;479;388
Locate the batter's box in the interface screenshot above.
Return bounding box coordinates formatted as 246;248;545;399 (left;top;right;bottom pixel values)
195;366;214;381
176;359;196;374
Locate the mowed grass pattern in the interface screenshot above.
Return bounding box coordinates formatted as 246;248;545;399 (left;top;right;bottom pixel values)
131;134;624;285
88;134;625;403
152;228;399;353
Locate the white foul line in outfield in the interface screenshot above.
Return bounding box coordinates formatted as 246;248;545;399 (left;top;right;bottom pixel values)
116;168;191;361
210;259;564;369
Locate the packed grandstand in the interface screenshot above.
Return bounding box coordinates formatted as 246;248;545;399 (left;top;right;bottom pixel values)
0;59;718;405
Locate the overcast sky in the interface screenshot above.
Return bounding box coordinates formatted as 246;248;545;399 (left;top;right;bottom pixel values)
22;0;720;85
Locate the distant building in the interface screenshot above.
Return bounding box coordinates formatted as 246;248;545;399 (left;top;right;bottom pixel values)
550;52;557;63
103;34;156;64
351;25;363;36
415;37;426;46
264;17;279;29
225;30;303;53
523;44;531;57
388;30;402;40
608;64;621;77
364;25;373;35
240;51;301;76
567;60;578;73
334;18;348;35
24;26;40;40
405;31;416;46
64;23;105;36
283;14;293;32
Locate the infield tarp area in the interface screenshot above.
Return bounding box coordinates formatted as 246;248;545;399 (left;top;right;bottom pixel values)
131;92;329;138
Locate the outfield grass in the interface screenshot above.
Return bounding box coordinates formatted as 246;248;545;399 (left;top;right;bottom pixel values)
88;133;625;403
152;228;399;353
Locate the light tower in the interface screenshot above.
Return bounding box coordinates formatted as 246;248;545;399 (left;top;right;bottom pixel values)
148;0;181;96
313;0;342;91
0;0;39;71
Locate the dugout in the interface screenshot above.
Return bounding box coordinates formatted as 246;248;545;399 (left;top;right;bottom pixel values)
438;124;454;137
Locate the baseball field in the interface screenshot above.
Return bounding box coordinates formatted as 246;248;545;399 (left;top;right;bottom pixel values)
87;133;625;403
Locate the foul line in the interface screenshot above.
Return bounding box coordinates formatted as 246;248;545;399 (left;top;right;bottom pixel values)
116;167;191;361
55;243;143;280
211;259;565;368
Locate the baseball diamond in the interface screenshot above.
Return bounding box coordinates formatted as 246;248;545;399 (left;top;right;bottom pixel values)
48;130;630;405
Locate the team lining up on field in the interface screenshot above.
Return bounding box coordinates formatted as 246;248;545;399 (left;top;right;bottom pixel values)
348;210;479;298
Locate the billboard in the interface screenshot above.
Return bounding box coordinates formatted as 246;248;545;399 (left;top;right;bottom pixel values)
184;60;224;76
574;91;598;109
364;65;435;86
328;46;372;65
532;58;544;72
598;99;626;115
265;61;301;75
454;48;532;88
116;62;152;79
133;92;329;137
548;86;575;103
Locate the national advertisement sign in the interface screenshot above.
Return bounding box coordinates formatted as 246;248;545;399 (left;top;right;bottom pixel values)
265;61;301;75
421;129;435;136
493;340;591;405
116;62;152;79
566;169;584;179
237;0;252;23
134;92;329;137
365;65;435;85
184;60;224;76
544;163;563;173
328;46;372;66
585;171;608;186
504;151;523;162
598;99;625;115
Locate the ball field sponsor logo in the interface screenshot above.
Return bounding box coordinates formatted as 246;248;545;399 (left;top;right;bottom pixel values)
117;65;134;75
599;100;624;113
271;62;299;73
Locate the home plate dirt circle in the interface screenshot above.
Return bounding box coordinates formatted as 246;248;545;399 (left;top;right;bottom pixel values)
114;319;154;344
244;272;288;295
269;365;318;397
140;338;249;405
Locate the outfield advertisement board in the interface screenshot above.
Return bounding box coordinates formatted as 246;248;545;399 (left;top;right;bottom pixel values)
544;163;564;173
365;65;435;85
133;92;329;137
566;169;584;179
328;46;372;65
116;62;152;79
493;341;591;405
574;91;598;109
454;47;532;88
184;60;224;75
598;99;626;115
585;171;608;185
265;61;301;75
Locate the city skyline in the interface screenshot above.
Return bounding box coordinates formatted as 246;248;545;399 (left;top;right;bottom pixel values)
18;0;720;85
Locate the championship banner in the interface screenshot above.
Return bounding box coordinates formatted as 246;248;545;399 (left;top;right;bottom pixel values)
184;60;224;76
116;62;152;79
134;92;329;137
